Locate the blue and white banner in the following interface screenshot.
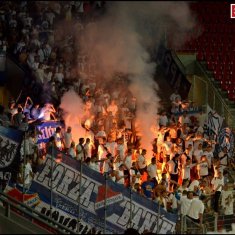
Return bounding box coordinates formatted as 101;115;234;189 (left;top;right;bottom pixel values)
36;121;62;144
29;153;178;234
218;127;234;158
0;126;23;182
206;105;224;136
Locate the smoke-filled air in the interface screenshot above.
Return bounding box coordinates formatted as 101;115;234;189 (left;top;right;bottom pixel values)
60;1;196;161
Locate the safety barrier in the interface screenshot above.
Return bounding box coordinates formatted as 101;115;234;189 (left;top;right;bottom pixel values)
175;189;235;234
0;191;76;234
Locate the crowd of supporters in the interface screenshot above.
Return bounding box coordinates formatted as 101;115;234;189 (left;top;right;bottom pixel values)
0;1;235;233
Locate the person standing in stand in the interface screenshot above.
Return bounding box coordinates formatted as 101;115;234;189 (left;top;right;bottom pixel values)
63;126;73;153
137;149;147;175
166;154;180;192
130;161;141;189
147;157;158;186
187;192;205;227
84;138;95;159
221;183;234;231
211;171;224;214
115;164;128;186
76;138;85;161
53;127;63;151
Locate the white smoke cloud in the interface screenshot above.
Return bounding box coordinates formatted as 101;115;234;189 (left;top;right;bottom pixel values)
60;90;86;144
59;1;196;159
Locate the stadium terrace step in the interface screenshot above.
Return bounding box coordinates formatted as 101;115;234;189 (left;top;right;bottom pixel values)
0;205;51;234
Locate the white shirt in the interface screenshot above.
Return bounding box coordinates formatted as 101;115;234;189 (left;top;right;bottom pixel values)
167;160;178;174
96;130;107;139
116;170;125;185
97;144;108;160
124;155;132;170
116;144;126;160
68;148;76;158
89;162;100;173
84;142;92;158
105;142;117;157
180;195;192;215
187;197;204;220
185;139;194;149
76;144;85;160
35;68;44;83
182;163;196;180
178;115;190;125
170;93;181;102
197;161;209;177
211;177;224;192
103;158;112;173
39;107;52;121
180;153;188;166
20;138;30;157
168;193;178;209
54;72;64;83
147;163;157;179
188;180;200;191
64;132;72;149
163;141;173;155
137;154;146;169
113;161;122;171
130;168;141;184
213;164;223;178
24;162;33;185
203;151;213;168
193;149;203;162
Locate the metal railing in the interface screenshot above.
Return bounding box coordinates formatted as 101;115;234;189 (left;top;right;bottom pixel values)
195;60;235;129
0;191;77;234
176;188;235;234
181;215;207;234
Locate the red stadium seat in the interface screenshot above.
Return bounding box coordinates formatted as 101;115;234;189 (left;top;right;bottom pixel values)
196;51;204;61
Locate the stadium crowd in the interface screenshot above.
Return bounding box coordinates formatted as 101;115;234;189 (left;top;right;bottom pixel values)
0;1;235;233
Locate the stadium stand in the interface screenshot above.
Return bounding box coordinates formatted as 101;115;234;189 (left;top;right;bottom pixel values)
0;1;235;234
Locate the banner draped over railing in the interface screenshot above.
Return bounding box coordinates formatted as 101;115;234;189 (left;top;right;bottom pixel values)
27;153;177;234
0;126;23;187
205;105;224;136
35;121;63;144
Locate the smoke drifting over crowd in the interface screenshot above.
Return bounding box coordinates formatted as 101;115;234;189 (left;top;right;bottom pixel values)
60;89;86;143
60;1;196;157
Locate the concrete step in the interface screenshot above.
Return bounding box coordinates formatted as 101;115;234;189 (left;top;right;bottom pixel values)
0;205;52;234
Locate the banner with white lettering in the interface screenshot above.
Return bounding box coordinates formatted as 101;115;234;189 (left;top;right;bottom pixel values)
28;153;177;234
36;121;62;144
0;126;23;187
205;105;224;136
218;127;234;158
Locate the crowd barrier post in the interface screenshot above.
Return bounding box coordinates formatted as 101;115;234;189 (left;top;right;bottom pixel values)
22;130;26;203
214;213;218;232
104;174;107;234
202;224;207;234
157;201;161;234
129;187;133;228
50;145;54;219
180;214;186;234
77;158;83;233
